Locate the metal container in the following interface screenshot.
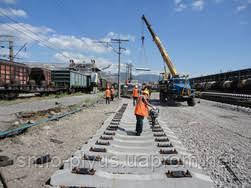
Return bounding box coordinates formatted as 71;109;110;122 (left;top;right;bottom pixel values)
91;73;98;83
52;70;88;89
29;67;51;87
242;79;251;89
222;80;232;89
0;59;30;86
205;81;216;90
98;78;107;90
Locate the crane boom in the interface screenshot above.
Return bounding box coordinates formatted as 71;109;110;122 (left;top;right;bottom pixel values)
142;15;178;77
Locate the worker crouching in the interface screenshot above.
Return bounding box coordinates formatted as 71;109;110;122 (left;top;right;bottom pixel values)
134;90;155;136
132;85;139;106
105;87;111;104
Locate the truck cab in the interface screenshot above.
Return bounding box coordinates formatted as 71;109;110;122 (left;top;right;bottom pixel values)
159;77;196;106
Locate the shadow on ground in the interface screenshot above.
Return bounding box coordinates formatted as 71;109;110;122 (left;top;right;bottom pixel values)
118;127;137;136
150;99;188;107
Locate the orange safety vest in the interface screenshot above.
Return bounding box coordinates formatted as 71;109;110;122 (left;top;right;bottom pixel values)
134;96;148;117
105;89;111;98
132;88;139;97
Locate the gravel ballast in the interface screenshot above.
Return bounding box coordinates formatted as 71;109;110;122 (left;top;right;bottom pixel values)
156;96;251;187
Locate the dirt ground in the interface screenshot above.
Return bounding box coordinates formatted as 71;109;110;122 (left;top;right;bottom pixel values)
0;93;101;132
0;97;120;188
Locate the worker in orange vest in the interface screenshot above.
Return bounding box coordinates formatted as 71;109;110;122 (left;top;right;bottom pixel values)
132;85;139;106
134;90;156;136
105;86;111;104
110;86;115;101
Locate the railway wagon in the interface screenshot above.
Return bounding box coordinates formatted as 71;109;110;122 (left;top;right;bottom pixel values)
51;70;91;93
193;79;251;94
29;67;51;87
0;59;30;86
98;78;107;91
0;59;30;99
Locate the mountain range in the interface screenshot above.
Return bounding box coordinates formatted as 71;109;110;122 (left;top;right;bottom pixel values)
101;72;160;83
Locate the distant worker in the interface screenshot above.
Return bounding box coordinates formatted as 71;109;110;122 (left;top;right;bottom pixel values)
132;85;139;106
111;86;115;101
105;86;111;104
134;90;156;136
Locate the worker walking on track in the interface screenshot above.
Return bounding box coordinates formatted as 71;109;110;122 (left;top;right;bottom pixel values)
132;85;139;106
105;86;111;104
110;86;115;101
134;90;155;136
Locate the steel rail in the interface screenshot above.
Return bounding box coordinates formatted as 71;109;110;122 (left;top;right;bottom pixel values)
197;92;251;108
0;107;85;139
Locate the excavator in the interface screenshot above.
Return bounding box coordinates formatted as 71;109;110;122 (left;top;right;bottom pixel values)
142;15;196;106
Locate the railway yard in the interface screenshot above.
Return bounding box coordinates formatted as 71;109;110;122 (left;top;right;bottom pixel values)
0;93;250;188
0;25;250;188
0;1;250;187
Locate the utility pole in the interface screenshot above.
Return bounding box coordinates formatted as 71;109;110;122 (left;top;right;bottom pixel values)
9;40;14;61
111;39;129;99
125;63;128;82
129;63;133;81
125;63;133;82
97;38;129;99
0;35;14;61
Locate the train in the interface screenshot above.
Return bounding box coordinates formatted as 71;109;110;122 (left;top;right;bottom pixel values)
192;79;251;94
98;78;109;91
0;59;109;99
190;68;251;94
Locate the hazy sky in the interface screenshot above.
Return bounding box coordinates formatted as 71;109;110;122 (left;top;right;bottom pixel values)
0;0;250;77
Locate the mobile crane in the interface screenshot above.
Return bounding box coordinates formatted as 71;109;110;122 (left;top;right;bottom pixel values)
142;15;196;106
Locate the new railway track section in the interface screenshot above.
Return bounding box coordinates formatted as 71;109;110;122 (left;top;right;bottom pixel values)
48;102;213;188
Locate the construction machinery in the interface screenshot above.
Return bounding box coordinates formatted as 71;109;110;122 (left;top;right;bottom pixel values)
121;80;141;98
142;15;196;106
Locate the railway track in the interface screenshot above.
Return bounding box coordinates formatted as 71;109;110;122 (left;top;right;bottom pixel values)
0;106;84;139
49;102;212;187
197;92;251;108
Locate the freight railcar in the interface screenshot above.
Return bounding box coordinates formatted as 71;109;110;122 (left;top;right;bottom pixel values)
192;79;251;94
98;78;107;91
0;59;96;99
190;68;251;94
0;59;30;99
29;67;51;87
51;70;92;93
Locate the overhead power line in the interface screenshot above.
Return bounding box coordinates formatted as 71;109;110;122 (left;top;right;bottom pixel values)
14;42;27;59
0;10;76;61
98;38;129;98
0;19;71;60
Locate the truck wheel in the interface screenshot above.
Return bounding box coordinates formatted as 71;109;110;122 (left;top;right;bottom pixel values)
159;92;165;103
187;98;196;106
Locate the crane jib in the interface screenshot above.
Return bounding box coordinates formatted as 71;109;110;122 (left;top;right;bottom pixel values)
154;36;177;76
142;15;178;77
